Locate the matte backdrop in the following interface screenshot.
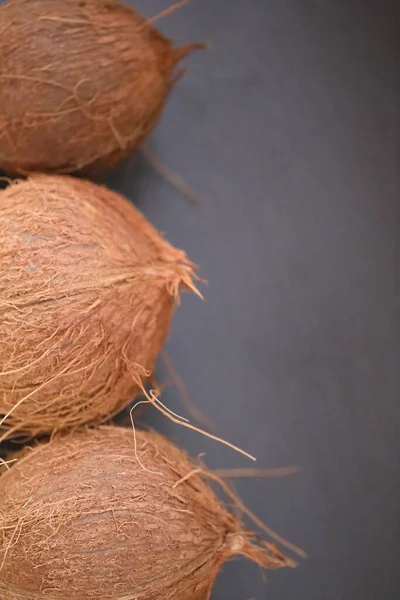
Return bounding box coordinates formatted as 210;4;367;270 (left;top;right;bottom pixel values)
109;1;399;599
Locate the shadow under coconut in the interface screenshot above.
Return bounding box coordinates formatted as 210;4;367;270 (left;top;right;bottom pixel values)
0;170;13;190
104;145;160;211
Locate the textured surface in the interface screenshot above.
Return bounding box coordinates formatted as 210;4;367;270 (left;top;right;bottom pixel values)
0;0;202;175
105;1;398;599
0;427;290;599
0;175;196;439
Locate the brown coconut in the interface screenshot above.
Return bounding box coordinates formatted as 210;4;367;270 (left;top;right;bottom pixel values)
0;0;204;176
0;174;198;440
0;427;294;599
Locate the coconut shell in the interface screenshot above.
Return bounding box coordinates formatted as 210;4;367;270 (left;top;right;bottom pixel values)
0;174;197;440
0;0;203;176
0;427;292;599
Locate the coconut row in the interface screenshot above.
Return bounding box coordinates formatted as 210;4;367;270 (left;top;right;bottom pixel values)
0;1;301;597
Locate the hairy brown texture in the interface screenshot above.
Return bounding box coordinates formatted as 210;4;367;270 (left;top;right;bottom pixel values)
0;0;203;176
0;427;293;599
0;175;197;440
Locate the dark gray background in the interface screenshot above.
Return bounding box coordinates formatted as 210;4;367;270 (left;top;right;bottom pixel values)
109;1;400;598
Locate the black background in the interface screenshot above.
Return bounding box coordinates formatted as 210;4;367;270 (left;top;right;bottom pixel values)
2;1;400;599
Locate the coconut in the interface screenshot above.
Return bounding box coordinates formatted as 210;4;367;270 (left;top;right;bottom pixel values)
0;427;295;599
0;0;204;176
0;174;198;440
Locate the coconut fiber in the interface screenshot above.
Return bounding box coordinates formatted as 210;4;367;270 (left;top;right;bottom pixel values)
0;0;203;176
0;175;198;440
0;426;293;599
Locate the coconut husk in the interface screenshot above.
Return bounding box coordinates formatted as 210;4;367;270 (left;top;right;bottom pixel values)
0;0;204;176
0;175;198;440
0;427;296;599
